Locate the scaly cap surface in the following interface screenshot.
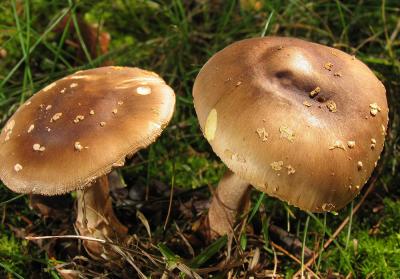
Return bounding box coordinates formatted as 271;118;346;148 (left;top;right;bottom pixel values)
193;37;388;212
0;66;175;195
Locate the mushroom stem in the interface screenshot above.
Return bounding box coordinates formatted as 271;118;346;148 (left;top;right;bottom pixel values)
207;170;251;237
75;175;127;260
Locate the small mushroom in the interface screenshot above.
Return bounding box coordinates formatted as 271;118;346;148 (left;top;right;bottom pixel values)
0;66;176;260
193;36;388;237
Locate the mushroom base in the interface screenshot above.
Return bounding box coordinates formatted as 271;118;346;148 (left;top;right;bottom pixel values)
75;175;127;261
207;170;251;237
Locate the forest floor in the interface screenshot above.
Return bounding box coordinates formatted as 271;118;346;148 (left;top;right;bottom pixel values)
0;1;399;278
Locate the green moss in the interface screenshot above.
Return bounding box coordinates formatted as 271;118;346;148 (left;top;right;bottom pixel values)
0;233;25;277
318;199;400;278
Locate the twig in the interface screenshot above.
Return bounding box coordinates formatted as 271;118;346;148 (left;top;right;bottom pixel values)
175;262;203;279
113;245;147;279
248;247;260;272
26;234;161;263
293;172;379;277
269;224;313;258
136;244;163;265
26;235;106;243
270;241;319;278
174;221;195;257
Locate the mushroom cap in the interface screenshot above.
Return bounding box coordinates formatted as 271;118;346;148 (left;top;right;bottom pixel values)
193;37;388;212
0;66;175;195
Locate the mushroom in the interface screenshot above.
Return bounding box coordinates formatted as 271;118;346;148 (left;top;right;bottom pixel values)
193;37;388;236
0;66;175;259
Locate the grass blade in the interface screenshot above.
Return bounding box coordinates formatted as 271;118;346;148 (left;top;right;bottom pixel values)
247;192;264;223
0;262;24;279
316;212;327;272
0;7;71;89
345;201;354;250
260;11;275;37
190;235;227;268
158;243;180;264
67;0;93;64
0;194;25;207
301;215;310;278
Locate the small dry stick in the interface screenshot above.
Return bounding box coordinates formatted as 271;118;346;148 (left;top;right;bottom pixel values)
270;241;320;278
26;235;106;243
113;245;147;279
26;234;161;263
293;172;379;277
174;221;195;257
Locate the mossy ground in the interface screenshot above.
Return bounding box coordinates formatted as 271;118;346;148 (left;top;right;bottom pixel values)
0;0;399;278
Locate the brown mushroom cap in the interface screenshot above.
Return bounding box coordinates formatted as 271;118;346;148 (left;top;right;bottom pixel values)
0;66;175;195
193;37;388;212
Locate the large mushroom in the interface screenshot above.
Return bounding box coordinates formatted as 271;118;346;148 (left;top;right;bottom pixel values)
193;37;389;236
0;66;175;259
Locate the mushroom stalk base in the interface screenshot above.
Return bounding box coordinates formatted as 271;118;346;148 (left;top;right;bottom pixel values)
207;170;251;237
76;175;127;260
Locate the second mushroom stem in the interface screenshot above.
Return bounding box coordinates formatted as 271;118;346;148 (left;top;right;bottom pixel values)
207;169;251;237
76;175;127;260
